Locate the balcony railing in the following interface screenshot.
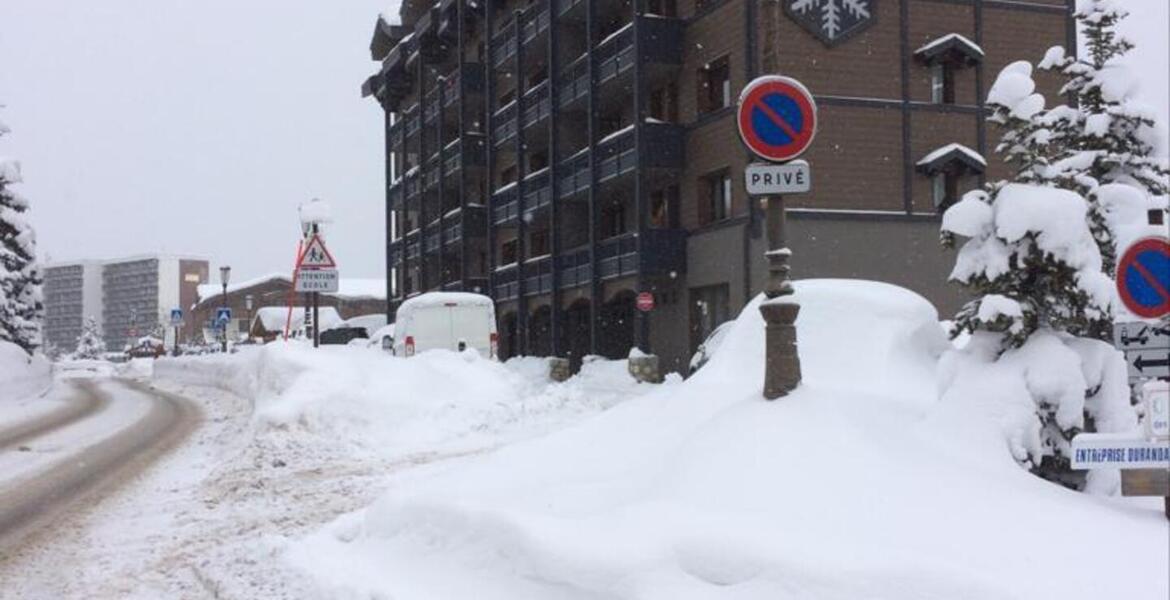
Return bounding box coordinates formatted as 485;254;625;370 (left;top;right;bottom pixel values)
404;169;422;199
491;21;517;67
389;119;404;150
557;54;590;108
404;107;422;138
443;135;487;174
443;216;462;245
519;3;549;45
424;227;441;254
596;24;633;85
595;121;686;181
491;183;519;224
523;169;551;218
494;263;519;300
523;256;553;296
557;246;592;289
492;101;518;145
442;63;484;107
522;81;551;129
424;156;442;190
597;233;639;279
388;179;404;210
555;0;585;18
558;148;591;199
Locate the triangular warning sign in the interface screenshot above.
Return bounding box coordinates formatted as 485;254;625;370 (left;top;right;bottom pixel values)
298;234;337;269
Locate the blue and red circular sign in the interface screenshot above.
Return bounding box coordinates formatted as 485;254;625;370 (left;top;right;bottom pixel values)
737;76;818;163
1117;237;1170;318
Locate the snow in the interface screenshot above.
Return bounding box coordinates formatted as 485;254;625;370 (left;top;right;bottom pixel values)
598;123;634;145
914;32;984;58
396;290;493;312
0;157;22;184
940;189;993;237
0;340;50;401
338;313;388;336
276;279;1165;600
252;305;342;333
1038;45;1067;70
987;61;1045;120
298;197;333;225
916;142;986;168
597;22;632;48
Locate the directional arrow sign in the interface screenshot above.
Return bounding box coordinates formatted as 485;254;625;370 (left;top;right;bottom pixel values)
1128;349;1170;382
1114;321;1170;352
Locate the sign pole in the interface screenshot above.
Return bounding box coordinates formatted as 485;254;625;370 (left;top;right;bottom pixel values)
759;195;801;399
312;292;320;348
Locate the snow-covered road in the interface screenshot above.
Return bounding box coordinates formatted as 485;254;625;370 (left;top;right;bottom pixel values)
0;377;199;556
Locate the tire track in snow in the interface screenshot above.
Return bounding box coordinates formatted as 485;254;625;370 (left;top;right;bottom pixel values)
0;379;201;555
0;380;107;451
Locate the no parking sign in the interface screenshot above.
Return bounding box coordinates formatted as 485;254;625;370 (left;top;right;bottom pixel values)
737;76;818;163
1117;237;1170;319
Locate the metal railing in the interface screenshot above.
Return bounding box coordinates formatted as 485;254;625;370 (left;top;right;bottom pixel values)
597;233;638;279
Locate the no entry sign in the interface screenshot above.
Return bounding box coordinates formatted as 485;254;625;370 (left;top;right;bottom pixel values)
636;292;654;312
737;76;818;163
1116;237;1170;318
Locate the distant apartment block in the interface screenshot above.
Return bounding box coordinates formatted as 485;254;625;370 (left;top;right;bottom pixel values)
42;260;103;352
43;255;209;353
101;256;209;350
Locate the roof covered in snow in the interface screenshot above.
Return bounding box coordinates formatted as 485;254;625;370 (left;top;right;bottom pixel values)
916;143;986;174
252;306;343;334
196;274;387;305
914;33;984;66
397;291;494;315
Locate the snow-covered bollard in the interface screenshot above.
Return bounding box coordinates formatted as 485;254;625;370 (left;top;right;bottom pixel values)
548;357;571;383
627;349;663;384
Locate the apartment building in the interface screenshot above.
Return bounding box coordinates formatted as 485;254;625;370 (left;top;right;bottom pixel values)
100;255;208;350
42;260;103;352
363;0;1073;372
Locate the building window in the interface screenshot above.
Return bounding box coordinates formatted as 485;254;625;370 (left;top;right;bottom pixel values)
647;0;677;17
701;169;732;225
931;172;959;211
501;238;519;264
930;63;955;104
530;229;550;256
689;284;730;355
649;83;679;123
698;57;731;115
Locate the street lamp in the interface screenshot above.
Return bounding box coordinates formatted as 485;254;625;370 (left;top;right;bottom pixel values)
220;265;231;352
245;294;254;341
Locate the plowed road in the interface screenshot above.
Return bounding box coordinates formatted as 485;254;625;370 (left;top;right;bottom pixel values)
0;379;199;553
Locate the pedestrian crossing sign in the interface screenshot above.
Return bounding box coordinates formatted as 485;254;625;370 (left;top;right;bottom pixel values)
298;234;337;270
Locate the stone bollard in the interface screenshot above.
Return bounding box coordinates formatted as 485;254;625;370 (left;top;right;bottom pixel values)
548;357;571;383
759;298;801;399
628;354;663;384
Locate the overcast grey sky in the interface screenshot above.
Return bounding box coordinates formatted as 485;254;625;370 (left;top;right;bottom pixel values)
0;0;1166;282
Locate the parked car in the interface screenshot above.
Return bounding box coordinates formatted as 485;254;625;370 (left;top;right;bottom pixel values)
688;321;734;375
126;337;166;359
320;326;369;345
392;292;497;358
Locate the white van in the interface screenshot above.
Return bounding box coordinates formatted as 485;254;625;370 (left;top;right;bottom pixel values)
392;292;498;358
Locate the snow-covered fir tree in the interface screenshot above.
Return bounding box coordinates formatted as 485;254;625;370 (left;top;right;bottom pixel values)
1035;0;1170;272
937;60;1138;491
73;316;106;359
0;113;44;355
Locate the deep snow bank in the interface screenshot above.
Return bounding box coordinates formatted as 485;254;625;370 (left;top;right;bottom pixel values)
155;343;663;457
286;280;1167;600
0;340;50;401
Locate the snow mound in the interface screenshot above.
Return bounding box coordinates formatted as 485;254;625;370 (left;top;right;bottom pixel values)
154;342;661;458
282;280;1163;600
0;340;50;401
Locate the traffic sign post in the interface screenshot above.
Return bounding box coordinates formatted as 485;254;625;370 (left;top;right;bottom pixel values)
170;308;183;356
737;75;818;401
295;232;339;348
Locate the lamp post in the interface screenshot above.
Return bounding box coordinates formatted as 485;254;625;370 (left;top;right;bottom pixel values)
219;265;231;353
245;294;254;342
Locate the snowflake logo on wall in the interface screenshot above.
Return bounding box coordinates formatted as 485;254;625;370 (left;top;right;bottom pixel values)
785;0;876;47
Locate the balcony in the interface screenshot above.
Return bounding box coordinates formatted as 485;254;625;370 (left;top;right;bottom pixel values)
555;0;586;21
424;227;442;254
388;240;403;266
442;63;485;108
443;134;487;175
494;263;519;301
491;183;519;225
492;101;518;146
557;54;589;110
522;168;551;219
595;16;683;90
523;256;553;297
403;106;422;139
404;168;422;200
597;233;638;279
522;81;551;131
491;21;517;67
438;0;478;42
405;235;421;260
415;7;450;63
557;246;592;289
389;119;404;150
595;229;687;279
518;2;550;47
442;277;489;294
424;155;442;190
595;24;633;86
557;148;591;199
596;121;685;182
388;179;404;210
443;206;486;245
